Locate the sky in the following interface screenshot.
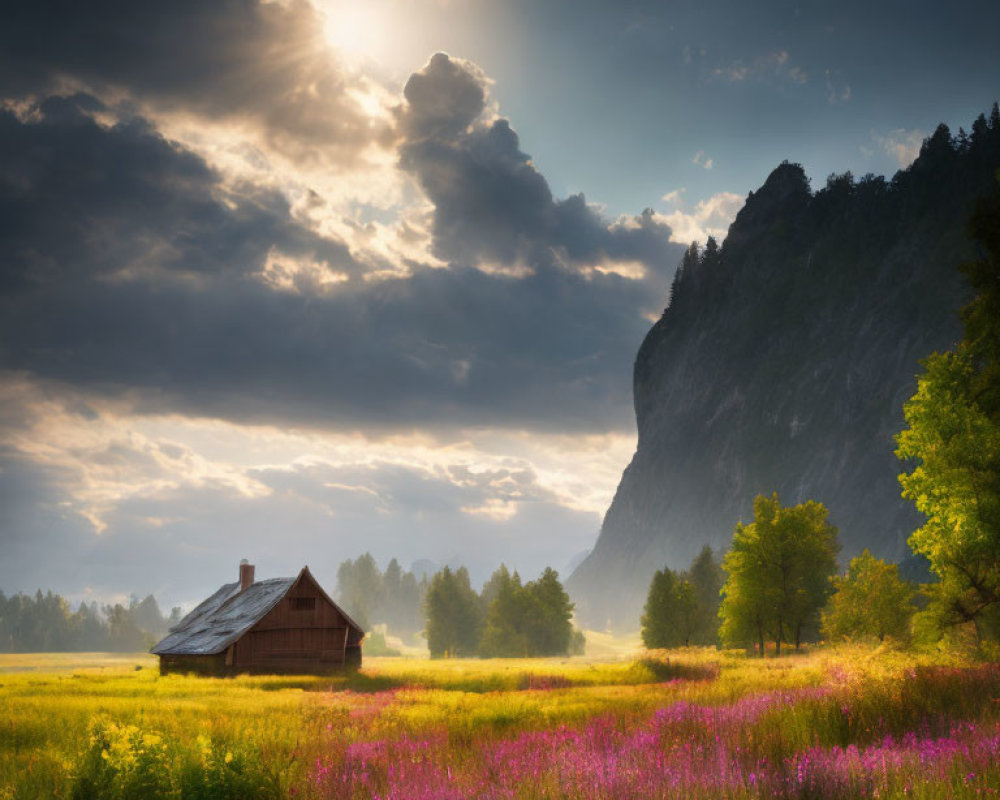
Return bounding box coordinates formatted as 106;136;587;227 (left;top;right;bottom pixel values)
1;0;998;610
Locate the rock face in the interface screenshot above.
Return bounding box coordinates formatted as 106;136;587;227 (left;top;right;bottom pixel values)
568;119;1000;629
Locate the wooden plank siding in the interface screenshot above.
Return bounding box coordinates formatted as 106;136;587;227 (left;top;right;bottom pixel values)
156;565;365;676
236;570;355;674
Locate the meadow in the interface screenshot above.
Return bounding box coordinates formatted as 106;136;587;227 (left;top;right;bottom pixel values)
1;646;998;799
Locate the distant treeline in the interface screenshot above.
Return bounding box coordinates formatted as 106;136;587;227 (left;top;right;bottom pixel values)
426;565;584;658
0;591;180;653
335;555;584;658
335;554;427;635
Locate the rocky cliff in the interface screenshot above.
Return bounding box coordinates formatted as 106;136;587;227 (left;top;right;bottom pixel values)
568;112;1000;629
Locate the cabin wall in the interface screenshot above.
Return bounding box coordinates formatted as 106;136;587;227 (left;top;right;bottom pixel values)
234;573;362;674
158;653;226;676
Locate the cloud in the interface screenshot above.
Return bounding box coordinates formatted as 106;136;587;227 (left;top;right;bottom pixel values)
0;90;683;432
657;190;744;244
398;52;492;141
872;128;925;168
0;0;392;170
397;53;680;277
692;150;714;170
0;95;361;291
0;31;690;604
0;376;631;601
711;50;807;86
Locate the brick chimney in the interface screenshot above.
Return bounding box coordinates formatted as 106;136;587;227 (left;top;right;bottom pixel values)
239;559;255;591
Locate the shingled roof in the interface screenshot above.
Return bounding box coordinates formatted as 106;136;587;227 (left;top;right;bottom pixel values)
151;576;296;656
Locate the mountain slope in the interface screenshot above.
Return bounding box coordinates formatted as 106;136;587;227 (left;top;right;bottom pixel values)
569;112;1000;629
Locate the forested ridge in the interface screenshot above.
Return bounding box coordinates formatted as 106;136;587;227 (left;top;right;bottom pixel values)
570;105;1000;628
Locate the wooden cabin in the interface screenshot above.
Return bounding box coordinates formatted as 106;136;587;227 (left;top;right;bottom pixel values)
152;562;364;676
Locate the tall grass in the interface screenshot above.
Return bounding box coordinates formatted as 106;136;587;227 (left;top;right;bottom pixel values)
0;648;996;799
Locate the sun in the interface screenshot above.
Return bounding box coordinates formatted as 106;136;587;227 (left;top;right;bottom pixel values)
319;0;390;62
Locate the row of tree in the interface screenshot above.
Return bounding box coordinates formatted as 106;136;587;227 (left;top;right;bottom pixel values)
641;495;919;655
425;565;583;658
640;546;723;649
643;169;1000;654
335;553;426;634
0;591;179;653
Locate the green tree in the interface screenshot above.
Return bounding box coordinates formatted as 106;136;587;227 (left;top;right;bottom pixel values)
641;567;697;648
424;566;481;657
336;553;383;631
478;567;575;657
478;567;528;657
822;550;916;643
479;563;514;615
719;493;839;655
688;545;724;645
641;546;723;649
896;177;1000;642
523;568;574;656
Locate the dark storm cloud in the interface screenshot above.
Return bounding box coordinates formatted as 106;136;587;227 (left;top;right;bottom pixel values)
400;53;489;141
0;0;389;164
0;95;358;292
0;93;680;432
398;54;678;273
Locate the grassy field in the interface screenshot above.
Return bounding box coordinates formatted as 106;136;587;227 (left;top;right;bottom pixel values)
1;646;998;799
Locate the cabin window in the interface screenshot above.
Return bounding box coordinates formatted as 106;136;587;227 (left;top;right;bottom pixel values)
291;597;316;611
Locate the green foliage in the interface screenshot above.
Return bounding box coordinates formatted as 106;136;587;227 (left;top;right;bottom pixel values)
424;566;482;657
72;719;276;800
641;546;723;649
176;735;275;800
641;568;696;648
720;493;840;655
822;550;916;643
478;566;576;657
896;175;1000;643
479;566;528;657
72;720;172;800
688;545;724;645
0;590;169;653
525;568;576;656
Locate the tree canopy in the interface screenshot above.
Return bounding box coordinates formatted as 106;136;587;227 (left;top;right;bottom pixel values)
0;589;176;652
424;564;579;658
479;566;575;657
641;545;722;649
822;550;916;643
641;567;696;648
719;493;840;655
424;566;482;658
896;174;1000;643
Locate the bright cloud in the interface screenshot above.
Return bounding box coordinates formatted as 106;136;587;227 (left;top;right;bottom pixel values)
658;190;745;244
873;128;926;168
0;373;635;601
